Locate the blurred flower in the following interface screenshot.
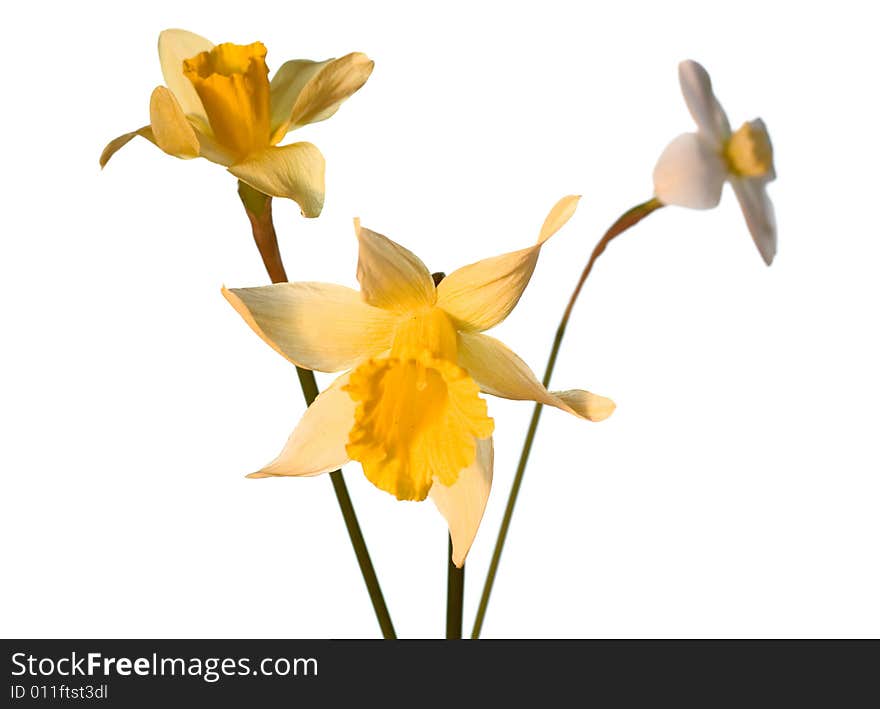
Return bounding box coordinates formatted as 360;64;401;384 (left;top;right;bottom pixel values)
101;29;374;217
223;197;615;565
653;60;777;264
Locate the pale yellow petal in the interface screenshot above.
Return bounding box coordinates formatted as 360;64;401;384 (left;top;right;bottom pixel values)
731;176;777;266
278;53;374;137
268;58;334;142
99;126;154;168
222;282;397;373
457;332;615;421
537;194;581;244
653;132;727;209
149;86;200;159
354;220;436;312
194;129;236;166
437;196;580;331
158;28;213;125
228;143;325;217
430;437;493;567
100;123;232;168
552;390;616;421
248;372;354;478
678;59;730;146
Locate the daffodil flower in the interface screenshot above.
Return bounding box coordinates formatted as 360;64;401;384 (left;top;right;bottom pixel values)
653;60;777;265
101;29;374;218
223;196;615;566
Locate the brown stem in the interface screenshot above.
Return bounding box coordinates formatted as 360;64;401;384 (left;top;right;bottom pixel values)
238;182;287;284
559;198;665;329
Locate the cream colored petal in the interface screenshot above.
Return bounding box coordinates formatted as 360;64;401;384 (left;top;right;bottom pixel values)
228;143;325;217
276;53;374;137
158;28;213;125
653;132;727;209
437;195;580;332
437;246;537;331
149;86;200;159
99;126;154;168
537;194;581;244
100;123;231;168
268;58;333;141
248;371;354;478
731;176;777;266
458;332;615;421
430;437;493;568
194;129;236;166
354;219;436;312
223;282;397;372
678;60;730;146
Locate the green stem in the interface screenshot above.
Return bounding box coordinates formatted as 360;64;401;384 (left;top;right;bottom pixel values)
238;181;396;639
433;271;464;640
446;536;464;639
471;197;664;639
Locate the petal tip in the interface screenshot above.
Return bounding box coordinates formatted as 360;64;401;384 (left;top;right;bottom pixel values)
592;397;616;422
246;471;273;479
678;58;708;79
350;51;375;68
157;28;198;57
99;129;149;169
759;242;776;266
221;285;240;305
537;194;582;244
341;51;375;79
158;27;202;44
300;199;324;219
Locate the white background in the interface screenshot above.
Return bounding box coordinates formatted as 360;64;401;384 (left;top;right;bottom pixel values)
2;0;878;639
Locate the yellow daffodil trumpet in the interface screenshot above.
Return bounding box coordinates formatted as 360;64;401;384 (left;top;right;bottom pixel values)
101;29;374;218
223;196;615;567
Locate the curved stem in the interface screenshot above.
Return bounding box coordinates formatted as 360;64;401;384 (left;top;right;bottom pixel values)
446;536;464;639
239;182;288;283
471;197;664;639
238;181;396;639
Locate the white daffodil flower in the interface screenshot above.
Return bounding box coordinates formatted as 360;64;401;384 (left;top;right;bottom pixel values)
653;60;777;265
223;196;615;566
